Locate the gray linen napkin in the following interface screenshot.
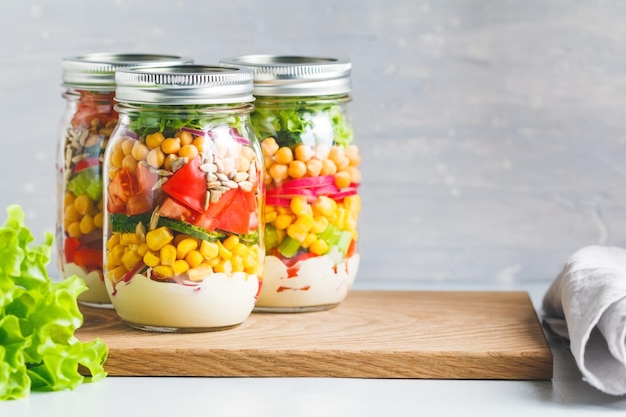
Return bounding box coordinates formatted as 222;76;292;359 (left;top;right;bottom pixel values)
543;245;626;395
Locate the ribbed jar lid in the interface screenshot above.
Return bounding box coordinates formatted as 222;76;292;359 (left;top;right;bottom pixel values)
114;65;255;105
219;55;351;97
62;53;193;90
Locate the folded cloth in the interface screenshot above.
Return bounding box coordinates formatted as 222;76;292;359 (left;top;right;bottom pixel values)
543;245;626;395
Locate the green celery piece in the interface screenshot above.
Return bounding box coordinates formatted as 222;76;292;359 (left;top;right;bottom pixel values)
336;231;353;256
67;169;101;201
278;236;300;258
318;223;342;247
264;224;280;250
85;179;103;202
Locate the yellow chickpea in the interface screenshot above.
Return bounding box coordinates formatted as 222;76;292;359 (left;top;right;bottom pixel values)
179;144;199;160
110;148;125;168
274;146;293;165
320;159;337;176
131;141;150;161
175;131;194;146
163;154;178;171
121;137;136;155
122;154;138;173
345;165;362;183
334;171;352;189
146;148;165;168
161;137;181;155
269;163;289;182
345;145;361;166
261;137;279;156
306;158;323;177
146;132;165;149
287;160;307;179
192;136;206;154
294;144;314;162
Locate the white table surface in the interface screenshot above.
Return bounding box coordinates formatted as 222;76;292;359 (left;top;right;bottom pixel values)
2;281;626;417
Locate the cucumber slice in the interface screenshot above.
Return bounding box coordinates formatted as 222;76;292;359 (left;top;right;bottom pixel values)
110;212;152;233
157;217;223;242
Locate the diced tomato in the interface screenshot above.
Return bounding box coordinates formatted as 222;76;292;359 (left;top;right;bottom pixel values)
136;163;158;197
64;237;81;263
126;193;153;215
193;188;239;231
346;239;357;258
162;157;207;213
214;194;252;234
73;248;103;269
158;197;196;222
107;168;137;213
74;157;101;173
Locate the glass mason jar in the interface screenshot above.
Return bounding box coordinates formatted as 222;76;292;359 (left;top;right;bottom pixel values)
103;65;263;332
56;53;192;308
220;55;361;312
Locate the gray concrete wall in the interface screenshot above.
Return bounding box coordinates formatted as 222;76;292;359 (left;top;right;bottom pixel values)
1;0;624;288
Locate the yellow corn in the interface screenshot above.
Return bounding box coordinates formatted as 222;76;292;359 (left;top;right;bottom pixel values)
152;265;174;279
274;214;294;230
311;215;329;234
137;243;149;257
109;265;128;283
122;249;142;271
143;251;161;268
290;197;310;216
121;232;141;246
343;195;361;212
64;204;81;222
108;244;125;266
214;259;233;274
188;264;212;282
172;259;190;276
265;210;278;223
301;233;317;249
206;256;222;267
287;224;307;242
160;244;177;266
310;239;329;256
294;214;314;232
217;240;232;260
223;235;239;251
242;252;258;269
231;255;244;272
67;222;81;238
79;215;95;235
176;238;198;260
185;250;204;268
146;227;174;251
200;240;219;259
231;243;247;257
93;212;104;229
312;196;336;218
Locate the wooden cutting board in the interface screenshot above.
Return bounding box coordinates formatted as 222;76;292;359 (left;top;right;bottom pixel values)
76;290;553;380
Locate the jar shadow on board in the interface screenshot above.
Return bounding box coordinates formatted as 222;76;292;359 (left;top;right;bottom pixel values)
220;55;361;313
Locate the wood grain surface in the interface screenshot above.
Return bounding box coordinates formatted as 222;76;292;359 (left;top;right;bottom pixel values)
75;290;553;380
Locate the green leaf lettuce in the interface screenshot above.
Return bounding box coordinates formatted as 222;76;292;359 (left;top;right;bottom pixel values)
0;205;107;401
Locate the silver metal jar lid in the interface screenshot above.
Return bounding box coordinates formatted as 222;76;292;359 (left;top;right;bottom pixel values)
62;53;193;90
114;65;254;105
219;55;351;97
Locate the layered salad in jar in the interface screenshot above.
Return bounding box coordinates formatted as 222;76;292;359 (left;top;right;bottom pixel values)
254;101;361;311
103;120;263;331
59;91;117;305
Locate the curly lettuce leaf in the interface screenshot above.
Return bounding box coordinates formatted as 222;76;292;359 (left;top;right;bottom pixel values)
251;102;353;148
0;205;107;401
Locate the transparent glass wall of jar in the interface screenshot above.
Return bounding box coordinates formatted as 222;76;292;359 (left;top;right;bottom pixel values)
56;53;192;308
103;65;263;332
220;55;361;312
